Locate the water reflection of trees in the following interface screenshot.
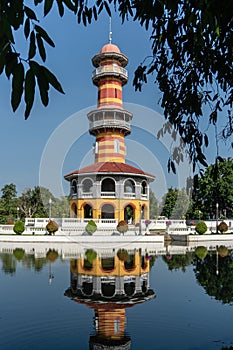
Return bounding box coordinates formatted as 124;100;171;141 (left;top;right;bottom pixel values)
0;250;56;274
162;252;194;272
193;249;233;305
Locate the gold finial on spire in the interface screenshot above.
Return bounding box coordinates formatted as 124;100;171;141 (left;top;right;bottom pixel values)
109;16;112;43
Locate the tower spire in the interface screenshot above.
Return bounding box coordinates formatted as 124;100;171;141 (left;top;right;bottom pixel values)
109;16;112;43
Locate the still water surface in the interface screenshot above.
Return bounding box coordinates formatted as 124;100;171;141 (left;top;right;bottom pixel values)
0;244;233;350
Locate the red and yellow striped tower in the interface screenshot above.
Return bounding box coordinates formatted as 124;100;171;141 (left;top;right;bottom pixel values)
65;42;155;222
88;42;132;164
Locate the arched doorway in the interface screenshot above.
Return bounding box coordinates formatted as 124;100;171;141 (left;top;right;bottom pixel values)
124;204;134;223
71;203;77;218
84;204;93;218
101;204;115;219
141;205;145;219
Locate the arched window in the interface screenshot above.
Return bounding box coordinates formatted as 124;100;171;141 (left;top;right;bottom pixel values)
101;282;115;297
124;179;135;194
82;179;93;193
95;141;98;154
101;257;115;271
141;181;147;195
114;139;120;153
101;178;115;196
71;180;77;194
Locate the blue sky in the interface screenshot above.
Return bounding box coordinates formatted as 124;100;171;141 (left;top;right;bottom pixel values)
0;6;230;200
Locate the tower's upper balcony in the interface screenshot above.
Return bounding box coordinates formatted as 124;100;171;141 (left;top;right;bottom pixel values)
92;65;128;85
87;108;132;135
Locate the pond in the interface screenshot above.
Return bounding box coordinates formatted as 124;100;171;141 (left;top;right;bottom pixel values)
0;243;233;350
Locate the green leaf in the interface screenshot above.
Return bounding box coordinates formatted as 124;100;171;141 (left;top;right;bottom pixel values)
37;75;49;106
42;66;64;93
34;25;55;47
29;60;41;76
104;1;111;17
0;54;5;75
24;18;30;39
93;5;97;20
24;68;36;119
171;160;176;174
5;52;19;79
24;6;38;21
36;34;46;62
44;0;54;16
56;0;65;17
1;17;15;43
11;62;24;112
82;11;87;26
28;31;36;59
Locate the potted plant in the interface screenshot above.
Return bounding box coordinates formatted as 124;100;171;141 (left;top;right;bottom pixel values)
13;220;25;235
46;220;59;235
85;220;97;235
117;220;128;235
195;221;207;235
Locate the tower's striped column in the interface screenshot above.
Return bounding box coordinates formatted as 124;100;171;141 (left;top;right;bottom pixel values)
95;131;125;163
97;59;123;108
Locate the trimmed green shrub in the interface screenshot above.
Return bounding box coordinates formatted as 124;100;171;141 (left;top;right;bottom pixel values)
85;249;97;264
117;249;129;262
217;245;229;257
85;220;97;235
195;221;207;235
117;220;128;234
13;220;25;235
13;248;25;260
46;249;59;262
218;221;228;234
46;220;59;235
195;246;208;260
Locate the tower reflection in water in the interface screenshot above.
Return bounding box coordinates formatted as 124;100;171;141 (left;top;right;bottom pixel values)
65;248;156;349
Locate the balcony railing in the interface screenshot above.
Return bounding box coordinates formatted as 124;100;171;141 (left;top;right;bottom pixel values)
101;191;116;198
124;193;136;198
89;119;131;131
81;192;93;198
92;65;128;81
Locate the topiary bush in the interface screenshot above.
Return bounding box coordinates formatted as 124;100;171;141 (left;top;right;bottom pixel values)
85;249;97;264
218;221;228;234
46;220;59;235
195;221;207;235
117;220;128;234
85;220;97;235
217;245;229;257
117;249;129;262
46;249;59;262
13;220;25;235
195;246;208;260
13;248;25;260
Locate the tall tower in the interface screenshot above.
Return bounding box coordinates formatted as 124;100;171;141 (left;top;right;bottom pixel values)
88;42;132;164
64;42;155;223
